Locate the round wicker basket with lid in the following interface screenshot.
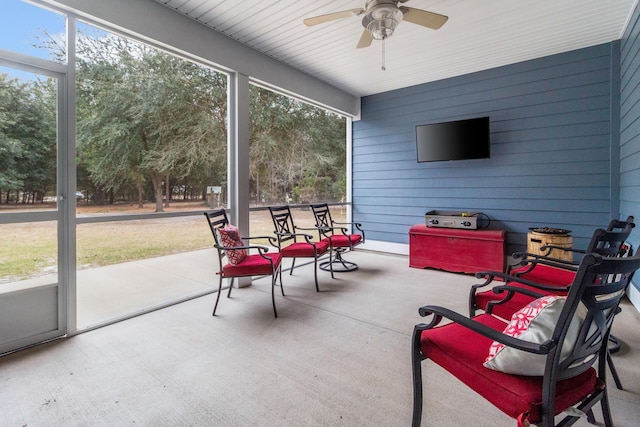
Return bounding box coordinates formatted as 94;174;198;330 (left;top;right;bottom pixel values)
527;227;573;261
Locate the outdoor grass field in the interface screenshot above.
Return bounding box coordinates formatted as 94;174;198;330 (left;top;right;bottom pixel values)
0;202;345;283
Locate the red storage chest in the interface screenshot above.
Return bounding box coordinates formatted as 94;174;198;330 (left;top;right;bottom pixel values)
409;225;506;274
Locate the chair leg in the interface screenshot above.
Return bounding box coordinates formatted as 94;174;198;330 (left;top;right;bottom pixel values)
278;265;285;296
411;327;424;427
212;275;224;316
289;258;296;276
586;409;595;423
608;334;621;354
600;390;614;427
319;248;358;272
313;256;320;292
328;250;334;279
271;271;278;318
607;352;623;390
227;277;234;298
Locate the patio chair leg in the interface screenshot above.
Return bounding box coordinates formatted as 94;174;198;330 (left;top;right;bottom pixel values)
608;334;621;354
320;249;358;272
227;277;234;297
290;258;296;276
600;390;614;427
313;256;320;292
411;326;424;427
607;352;623;390
212;275;224;316
271;273;278;318
278;265;285;296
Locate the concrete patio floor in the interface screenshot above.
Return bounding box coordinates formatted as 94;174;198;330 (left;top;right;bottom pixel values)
1;249;639;426
77;248;220;329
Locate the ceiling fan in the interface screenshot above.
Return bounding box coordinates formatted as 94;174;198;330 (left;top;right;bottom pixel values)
303;0;448;49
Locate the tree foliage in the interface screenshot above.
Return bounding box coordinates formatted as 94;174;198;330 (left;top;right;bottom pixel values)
74;33;227;211
0;74;56;203
249;86;345;204
0;27;346;210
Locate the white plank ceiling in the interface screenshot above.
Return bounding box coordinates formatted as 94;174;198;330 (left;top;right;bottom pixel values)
152;0;636;97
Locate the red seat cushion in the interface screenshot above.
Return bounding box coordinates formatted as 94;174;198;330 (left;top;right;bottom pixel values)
419;313;600;424
222;252;282;277
511;264;576;286
325;234;362;248
475;264;575;319
281;240;330;257
475;284;563;320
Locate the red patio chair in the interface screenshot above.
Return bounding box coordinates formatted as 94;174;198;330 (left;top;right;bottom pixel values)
412;252;640;427
470;219;634;320
310;203;365;272
204;209;283;317
268;205;331;291
469;218;634;389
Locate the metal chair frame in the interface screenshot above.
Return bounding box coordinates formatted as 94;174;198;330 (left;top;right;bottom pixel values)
469;218;634;390
412;253;640;427
204;209;283;317
310;203;365;272
268;205;332;291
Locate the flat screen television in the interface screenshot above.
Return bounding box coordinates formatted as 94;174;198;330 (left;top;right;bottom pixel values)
415;116;490;163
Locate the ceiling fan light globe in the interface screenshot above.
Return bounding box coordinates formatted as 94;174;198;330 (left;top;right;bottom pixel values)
365;6;403;40
367;18;399;40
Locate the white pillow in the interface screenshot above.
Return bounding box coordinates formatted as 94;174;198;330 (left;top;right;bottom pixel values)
483;295;586;376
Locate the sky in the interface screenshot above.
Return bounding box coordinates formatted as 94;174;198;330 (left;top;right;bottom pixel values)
1;0;65;56
1;0;66;76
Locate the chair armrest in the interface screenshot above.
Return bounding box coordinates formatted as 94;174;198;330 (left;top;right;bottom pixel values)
488;283;547;300
294;225;327;240
508;255;578;276
295;225;321;231
469;271;516;315
216;243;271;252
275;231;316;244
334;221;365;234
296;225;335;243
416;305;554;355
315;225;349;236
334;221;363;228
475;270;572;293
469;269;572;316
332;221;365;242
242;235;278;247
512;251;579;266
542;245;586;255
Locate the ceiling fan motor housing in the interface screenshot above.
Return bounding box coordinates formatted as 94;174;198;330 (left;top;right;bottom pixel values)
362;0;404;39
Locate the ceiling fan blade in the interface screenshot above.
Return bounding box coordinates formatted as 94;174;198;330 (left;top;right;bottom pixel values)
400;7;448;30
303;8;365;26
356;29;373;49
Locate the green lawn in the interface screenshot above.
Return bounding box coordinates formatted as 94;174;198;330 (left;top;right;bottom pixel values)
1;205;346;283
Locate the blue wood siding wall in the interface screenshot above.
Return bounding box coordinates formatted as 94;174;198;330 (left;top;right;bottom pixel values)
353;43;618;253
620;2;640;294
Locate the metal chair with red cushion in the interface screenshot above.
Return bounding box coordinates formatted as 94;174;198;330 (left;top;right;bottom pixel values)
470;217;634;320
412;252;640;427
310;203;365;272
268;205;331;291
469;221;634;390
204;209;283;317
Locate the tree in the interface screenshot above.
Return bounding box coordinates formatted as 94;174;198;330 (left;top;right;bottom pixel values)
249;86;346;204
39;25;345;211
0;73;56;204
74;32;227;211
